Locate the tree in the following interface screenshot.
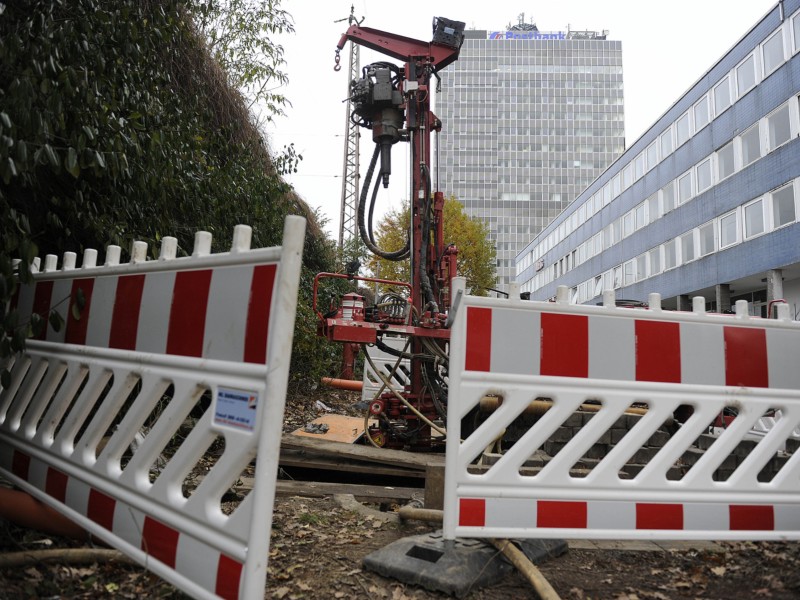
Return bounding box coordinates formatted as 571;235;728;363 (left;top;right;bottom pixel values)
367;197;496;296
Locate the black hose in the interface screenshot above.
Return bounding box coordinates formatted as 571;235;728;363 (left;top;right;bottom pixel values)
358;145;410;260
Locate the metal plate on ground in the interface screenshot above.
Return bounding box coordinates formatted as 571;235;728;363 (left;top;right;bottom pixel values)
362;530;567;598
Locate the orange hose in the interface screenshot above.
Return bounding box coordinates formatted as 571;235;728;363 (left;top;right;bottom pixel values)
0;488;88;539
320;377;363;391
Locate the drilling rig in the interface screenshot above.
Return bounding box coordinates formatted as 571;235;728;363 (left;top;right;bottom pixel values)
314;17;466;451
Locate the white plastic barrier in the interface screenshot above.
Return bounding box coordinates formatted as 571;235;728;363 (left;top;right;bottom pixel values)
0;216;305;599
443;290;800;541
361;335;410;403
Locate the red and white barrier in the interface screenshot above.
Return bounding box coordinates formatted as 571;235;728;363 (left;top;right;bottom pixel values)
443;287;800;541
0;217;305;599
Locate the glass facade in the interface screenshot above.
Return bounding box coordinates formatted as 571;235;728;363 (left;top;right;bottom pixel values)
515;1;800;315
436;28;625;292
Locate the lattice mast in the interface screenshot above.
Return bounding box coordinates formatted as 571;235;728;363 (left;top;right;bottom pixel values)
336;6;364;250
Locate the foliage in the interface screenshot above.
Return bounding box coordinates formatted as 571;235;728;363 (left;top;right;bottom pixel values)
194;0;293;119
367;197;497;296
0;0;339;390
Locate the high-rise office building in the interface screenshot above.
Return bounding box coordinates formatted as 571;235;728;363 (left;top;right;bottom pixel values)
436;19;625;292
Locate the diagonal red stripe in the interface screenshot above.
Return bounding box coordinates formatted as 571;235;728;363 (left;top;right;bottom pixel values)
166;270;212;357
636;503;683;529
635;320;681;382
540;313;588;377
216;554;244;600
142;516;180;568
465;307;491;372
459;498;486;527
65;278;95;345
724;327;768;388
45;468;69;503
31;280;54;341
244;264;277;364
538;500;587;528
109;274;146;350
730;505;774;530
87;489;116;531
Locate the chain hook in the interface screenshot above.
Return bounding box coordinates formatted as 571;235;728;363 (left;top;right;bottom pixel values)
334;49;341;71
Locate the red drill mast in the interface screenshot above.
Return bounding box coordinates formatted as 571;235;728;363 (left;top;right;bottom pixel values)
315;17;465;450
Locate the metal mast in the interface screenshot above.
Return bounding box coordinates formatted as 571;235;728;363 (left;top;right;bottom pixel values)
336;6;364;250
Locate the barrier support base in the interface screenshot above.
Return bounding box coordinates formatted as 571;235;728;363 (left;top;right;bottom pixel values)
362;530;567;598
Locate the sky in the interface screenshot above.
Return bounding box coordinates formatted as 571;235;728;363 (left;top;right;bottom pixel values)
265;0;777;240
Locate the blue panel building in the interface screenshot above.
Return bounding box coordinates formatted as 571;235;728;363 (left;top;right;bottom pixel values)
516;1;800;318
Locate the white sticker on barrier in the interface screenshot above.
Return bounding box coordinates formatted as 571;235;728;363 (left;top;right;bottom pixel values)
215;388;259;432
443;295;800;541
0;217;306;600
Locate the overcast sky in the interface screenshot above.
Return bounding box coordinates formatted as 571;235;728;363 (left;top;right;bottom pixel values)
265;0;777;239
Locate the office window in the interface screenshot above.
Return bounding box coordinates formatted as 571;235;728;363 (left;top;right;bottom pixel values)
646;142;658;170
772;184;796;228
623;211;634;237
717;141;735;180
744;198;765;238
762;29;785;76
649;248;661;275
603;224;613;248
678;171;692;204
634;153;645;180
713;76;732;114
662;181;676;213
603;270;613;292
741;124;761;167
736;53;757;97
647;193;660;224
623;260;635;286
635;202;647;229
699;221;715;256
660;128;673;157
603;182;612;205
794;14;800;53
694;95;710;131
612;173;621;197
696;158;712;193
681;231;695;263
636;254;647;281
767;104;791;150
664;239;678;270
613;266;622;288
719;210;739;248
676;112;691;146
622;164;633;190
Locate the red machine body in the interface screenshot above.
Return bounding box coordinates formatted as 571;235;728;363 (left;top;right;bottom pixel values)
316;18;465;450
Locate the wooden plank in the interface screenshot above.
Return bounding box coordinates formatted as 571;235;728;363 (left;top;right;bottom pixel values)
290;415;373;444
279;449;425;479
274;480;421;503
280;434;445;471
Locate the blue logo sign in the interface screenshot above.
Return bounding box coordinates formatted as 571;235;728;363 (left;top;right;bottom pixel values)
489;31;566;40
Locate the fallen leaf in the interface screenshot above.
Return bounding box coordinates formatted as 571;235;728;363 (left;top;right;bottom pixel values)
273;586;291;599
710;566;726;576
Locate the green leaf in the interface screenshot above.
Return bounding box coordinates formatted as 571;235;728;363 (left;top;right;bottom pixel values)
48;310;63;333
65;147;80;178
44;144;59;168
0;112;10;129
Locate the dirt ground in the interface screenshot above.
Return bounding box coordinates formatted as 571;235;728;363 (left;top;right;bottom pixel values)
1;389;799;599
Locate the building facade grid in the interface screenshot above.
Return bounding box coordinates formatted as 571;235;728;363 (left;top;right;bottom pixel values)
437;28;625;292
